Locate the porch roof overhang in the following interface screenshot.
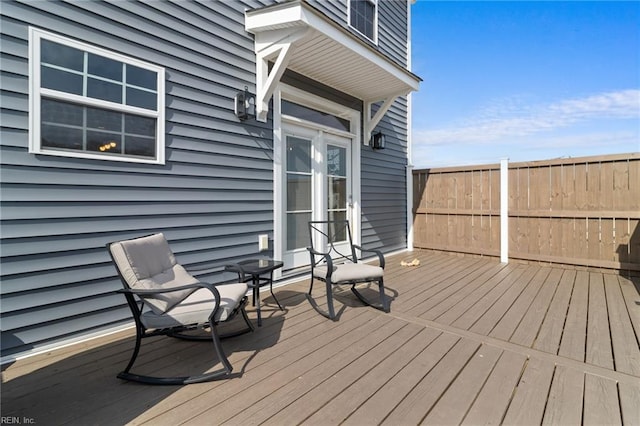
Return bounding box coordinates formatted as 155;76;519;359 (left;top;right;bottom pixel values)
245;0;422;143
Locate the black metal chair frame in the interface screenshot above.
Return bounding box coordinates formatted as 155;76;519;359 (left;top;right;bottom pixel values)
306;220;389;320
107;241;254;385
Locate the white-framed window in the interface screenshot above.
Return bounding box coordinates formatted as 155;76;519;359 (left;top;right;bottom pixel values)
348;0;378;43
29;28;165;164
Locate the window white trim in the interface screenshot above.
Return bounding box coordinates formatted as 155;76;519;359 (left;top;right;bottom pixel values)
347;0;379;45
29;27;166;164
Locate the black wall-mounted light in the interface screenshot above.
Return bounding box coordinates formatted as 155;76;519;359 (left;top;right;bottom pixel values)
234;86;255;121
371;131;385;150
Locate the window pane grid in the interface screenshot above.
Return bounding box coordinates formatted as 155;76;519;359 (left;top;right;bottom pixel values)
33;29;163;163
41;51;157;110
349;0;376;41
41;98;156;159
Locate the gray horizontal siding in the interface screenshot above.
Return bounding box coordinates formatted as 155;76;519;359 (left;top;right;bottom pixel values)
0;0;413;357
361;94;409;253
0;0;274;357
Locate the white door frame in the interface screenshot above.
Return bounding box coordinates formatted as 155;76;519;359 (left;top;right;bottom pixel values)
273;84;361;275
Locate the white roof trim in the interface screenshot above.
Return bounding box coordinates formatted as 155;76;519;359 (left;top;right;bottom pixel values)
245;0;421;142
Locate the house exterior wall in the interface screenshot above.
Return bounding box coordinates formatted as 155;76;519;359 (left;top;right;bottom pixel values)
0;0;412;357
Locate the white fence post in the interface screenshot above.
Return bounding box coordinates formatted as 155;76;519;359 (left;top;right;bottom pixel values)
500;158;509;263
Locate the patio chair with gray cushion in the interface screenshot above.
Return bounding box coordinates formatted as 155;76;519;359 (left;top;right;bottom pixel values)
307;220;390;320
107;233;253;385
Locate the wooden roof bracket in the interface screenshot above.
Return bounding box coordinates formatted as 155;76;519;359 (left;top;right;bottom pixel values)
364;92;408;145
254;28;309;122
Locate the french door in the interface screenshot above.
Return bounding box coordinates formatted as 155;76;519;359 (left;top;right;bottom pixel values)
283;122;352;268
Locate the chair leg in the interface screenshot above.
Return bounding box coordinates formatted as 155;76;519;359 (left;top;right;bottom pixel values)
240;303;255;332
117;322;234;385
378;277;390;313
120;326;143;377
326;281;336;320
116;303;253;386
351;278;390;313
209;321;233;375
305;276;338;320
308;274;315;295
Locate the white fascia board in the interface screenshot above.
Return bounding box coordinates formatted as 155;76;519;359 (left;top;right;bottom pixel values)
245;2;306;32
246;0;420;122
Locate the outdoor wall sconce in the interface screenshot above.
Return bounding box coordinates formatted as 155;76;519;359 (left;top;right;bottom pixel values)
234;86;255;121
371;131;385;150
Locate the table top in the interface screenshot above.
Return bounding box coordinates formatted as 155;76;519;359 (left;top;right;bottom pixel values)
225;259;284;275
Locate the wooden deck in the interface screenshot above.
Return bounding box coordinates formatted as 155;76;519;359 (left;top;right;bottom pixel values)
2;251;639;425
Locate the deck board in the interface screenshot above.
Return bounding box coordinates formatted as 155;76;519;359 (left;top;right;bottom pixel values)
604;274;640;376
619;381;640;425
502;357;555;425
379;338;480;425
450;265;535;330
583;374;622;425
475;266;549;336
264;327;442;426
2;250;639;425
541;365;584;425
422;344;502;425
558;269;589;361
618;275;640;344
509;267;563;347
461;350;528;425
533;268;576;354
310;332;460;425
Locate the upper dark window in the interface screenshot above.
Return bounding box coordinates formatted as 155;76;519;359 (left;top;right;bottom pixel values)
349;0;377;42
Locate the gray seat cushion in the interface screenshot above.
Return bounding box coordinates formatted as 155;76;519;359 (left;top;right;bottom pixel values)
109;233;199;314
314;262;383;282
140;282;249;329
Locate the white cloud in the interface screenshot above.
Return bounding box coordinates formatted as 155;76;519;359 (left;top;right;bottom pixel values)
414;89;640;146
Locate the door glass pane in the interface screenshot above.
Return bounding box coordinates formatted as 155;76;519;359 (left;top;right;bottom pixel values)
328;177;346;210
287;212;311;250
328;211;348;241
287;174;312;211
286;135;313;252
327;145;347;211
287;136;311;172
327;145;346;176
327;144;348;243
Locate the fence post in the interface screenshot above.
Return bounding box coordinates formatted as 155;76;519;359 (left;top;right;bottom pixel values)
500;158;509;263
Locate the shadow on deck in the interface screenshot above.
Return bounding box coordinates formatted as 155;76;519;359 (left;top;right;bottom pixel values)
2;250;639;425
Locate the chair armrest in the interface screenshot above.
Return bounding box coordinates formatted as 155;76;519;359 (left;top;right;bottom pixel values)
306;246;328;257
117;282;222;311
223;263;247;282
117;282;210;295
352;245;385;269
307;247;335;281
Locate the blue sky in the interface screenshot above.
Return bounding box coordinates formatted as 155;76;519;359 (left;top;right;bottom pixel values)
410;1;640;168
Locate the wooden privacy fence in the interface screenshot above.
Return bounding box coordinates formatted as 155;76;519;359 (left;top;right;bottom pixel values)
413;153;640;272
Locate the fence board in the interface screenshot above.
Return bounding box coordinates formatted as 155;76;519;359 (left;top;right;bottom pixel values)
414;154;639;272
